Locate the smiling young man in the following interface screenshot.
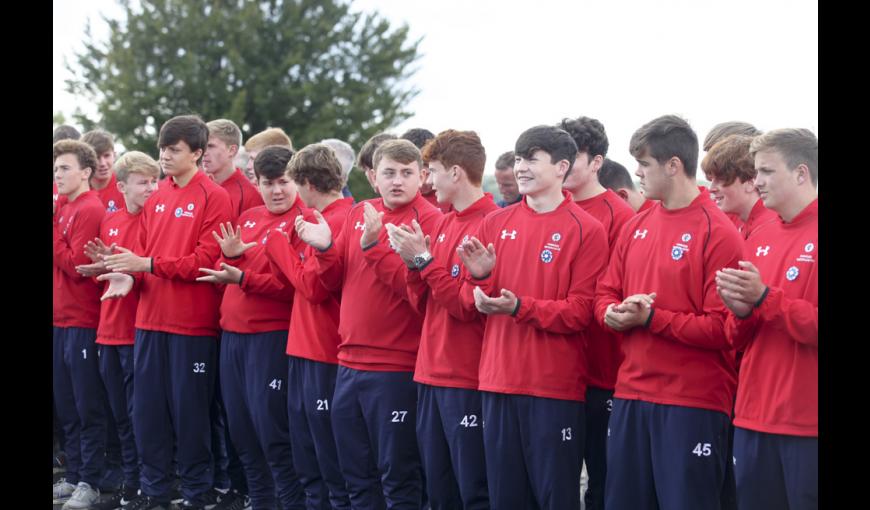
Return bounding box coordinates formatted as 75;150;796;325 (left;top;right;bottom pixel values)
594;115;745;510
196;145;308;510
385;129;497;509
715;129;818;510
52;140;110;510
456;125;608;509
263;143;354;509
204;119;264;222
559;115;635;510
99;114;233;510
702;135;778;240
81;130;126;213
72;152;159;510
293;139;441;508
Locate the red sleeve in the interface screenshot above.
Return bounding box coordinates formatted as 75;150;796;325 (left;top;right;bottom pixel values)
362;240;417;303
724;310;762;351
594;225;630;328
53;205;103;279
646;231;743;350
404;267;430;315
312;225;346;293
757;286;818;347
513;222;609;334
238;266;295;300
152;193;231;281
265;231;334;303
420;262;479;322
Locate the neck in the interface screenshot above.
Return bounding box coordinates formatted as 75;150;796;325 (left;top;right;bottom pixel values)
526;186;564;213
777;190;817;222
311;191;344;212
212;165;235;184
90;175;110;190
570;182;606;202
661;178;700;210
67;184;89;202
452;185;485;212
737;197;761;222
172;167;198;188
125;200;141;214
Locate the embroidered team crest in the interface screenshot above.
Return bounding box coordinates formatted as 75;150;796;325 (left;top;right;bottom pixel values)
540;249;553;263
786;266;799;281
451;264;460;277
107;200;118;212
174;207;183;217
805;243;814;253
681;233;692;242
552;232;562;242
187;203;195;211
671;246;684;260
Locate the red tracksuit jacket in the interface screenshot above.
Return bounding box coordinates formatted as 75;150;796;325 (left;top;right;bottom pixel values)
218;197;308;334
314;193;442;371
221;168;264;223
595;192;744;415
726;199;818;437
265;197;354;363
135;171;233;337
408;193;499;390
739;198;779;241
575;189;636;391
465;191;609;401
96;173;127;213
53;190;104;328
96;208;142;345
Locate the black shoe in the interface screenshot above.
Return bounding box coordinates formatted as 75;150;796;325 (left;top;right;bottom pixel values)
212;489;251;510
92;485;139;509
124;493;170;510
175;500;205;510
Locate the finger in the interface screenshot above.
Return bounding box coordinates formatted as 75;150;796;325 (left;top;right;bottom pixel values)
242;241;258;250
313;209;327;224
219;222;229;239
234;224;243;239
195;276;218;283
198;267;218;276
486;243;496;256
424;235;431;250
500;288;516;300
212;230;222;244
738;260;759;273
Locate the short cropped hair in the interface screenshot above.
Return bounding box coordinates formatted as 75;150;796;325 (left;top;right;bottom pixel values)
114;151;161;182
598;158;635;191
421;129;486;186
558;116;609;159
81;129;115;156
287;143;344;193
158;115;209;155
703;121;761;152
207;119;243;148
357;133;397;170
701;135;756;186
749;128;818;186
320;138;356;182
401;128;435;150
245;127;293;152
515;125;578;170
53;125;81;143
495;151;515;171
53;140;98;179
372;139;423;170
629;115;699;178
254;145;296;181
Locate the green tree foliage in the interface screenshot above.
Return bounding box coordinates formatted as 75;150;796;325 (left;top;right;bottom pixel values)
66;0;421;155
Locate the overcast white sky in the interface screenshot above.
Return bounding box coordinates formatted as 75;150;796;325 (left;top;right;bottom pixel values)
54;0;818;177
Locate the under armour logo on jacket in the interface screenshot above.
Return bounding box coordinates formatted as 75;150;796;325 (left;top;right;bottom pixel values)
438;234;446;243
108;229;119;237
756;246;770;256
354;221;365;231
634;229;648;239
244;221;256;228
501;230;517;240
155;204;165;213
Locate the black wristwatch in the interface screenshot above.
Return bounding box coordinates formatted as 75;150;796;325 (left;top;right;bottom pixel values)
412;251;433;269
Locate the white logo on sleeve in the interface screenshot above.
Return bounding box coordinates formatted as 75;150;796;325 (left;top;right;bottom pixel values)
244;220;256;228
354;221;365;231
756;246;771;256
805;242;815;253
634;229;648;239
501;229;517;240
155;204;165;213
279;222;287;229
108;228;119;237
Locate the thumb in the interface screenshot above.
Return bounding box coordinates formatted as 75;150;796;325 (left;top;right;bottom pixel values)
314;209;327;224
648;292;657;300
424;235;431;250
501;288;515;299
738;260;758;273
114;245;132;254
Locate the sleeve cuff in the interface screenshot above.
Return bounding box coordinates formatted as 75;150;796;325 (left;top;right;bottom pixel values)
316;240;334;253
510;297;522;317
361;239;378;251
643;307;655;328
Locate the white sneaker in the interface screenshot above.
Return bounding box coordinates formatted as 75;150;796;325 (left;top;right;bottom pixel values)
53;478;77;504
62;481;100;509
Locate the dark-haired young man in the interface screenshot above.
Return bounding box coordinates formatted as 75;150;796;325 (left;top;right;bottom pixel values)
594;115;744;510
458;125;608;509
387;129;497;509
81;130;126;213
597;158;653;213
559;115;635;510
197;145;309;510
52;139;109;509
100;114;233;509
